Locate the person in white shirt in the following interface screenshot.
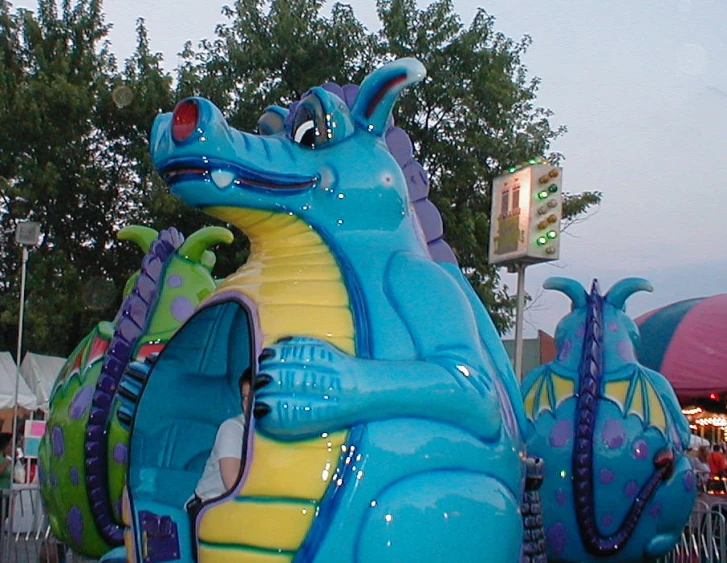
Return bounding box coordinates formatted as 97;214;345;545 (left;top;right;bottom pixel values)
187;376;251;513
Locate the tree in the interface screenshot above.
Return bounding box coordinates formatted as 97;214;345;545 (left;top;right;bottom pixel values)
0;1;177;357
171;0;601;332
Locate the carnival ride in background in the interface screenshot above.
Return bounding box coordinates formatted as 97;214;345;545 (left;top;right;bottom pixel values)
38;58;695;562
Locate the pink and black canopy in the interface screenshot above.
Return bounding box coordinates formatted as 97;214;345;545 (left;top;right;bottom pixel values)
635;294;727;400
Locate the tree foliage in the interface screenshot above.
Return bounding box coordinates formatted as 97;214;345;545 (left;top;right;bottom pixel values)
0;0;600;358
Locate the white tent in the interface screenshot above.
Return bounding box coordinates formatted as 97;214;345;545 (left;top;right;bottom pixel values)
0;352;37;410
20;352;65;413
0;351;38;431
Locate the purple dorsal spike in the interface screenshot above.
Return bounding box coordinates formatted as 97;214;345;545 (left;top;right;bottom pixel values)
385;127;414;167
321;82;345;100
402;161;430;202
414;199;444;242
341;84;359;107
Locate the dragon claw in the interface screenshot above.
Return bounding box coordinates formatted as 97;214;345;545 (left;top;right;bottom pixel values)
254;402;271;419
259;348;275;361
254;373;273;390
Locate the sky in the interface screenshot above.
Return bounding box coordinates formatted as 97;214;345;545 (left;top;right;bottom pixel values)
36;0;727;336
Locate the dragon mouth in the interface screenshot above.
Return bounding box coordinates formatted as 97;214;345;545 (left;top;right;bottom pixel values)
159;157;317;192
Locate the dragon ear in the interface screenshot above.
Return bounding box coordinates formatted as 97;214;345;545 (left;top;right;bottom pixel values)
544;277;587;310
605;278;653;311
179;226;234;268
352;58;426;137
118;226;158;254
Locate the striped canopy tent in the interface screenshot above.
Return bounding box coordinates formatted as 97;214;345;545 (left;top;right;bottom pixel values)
635;294;727;401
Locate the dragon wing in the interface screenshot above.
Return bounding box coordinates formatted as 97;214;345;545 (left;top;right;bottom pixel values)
604;368;668;433
522;368;575;421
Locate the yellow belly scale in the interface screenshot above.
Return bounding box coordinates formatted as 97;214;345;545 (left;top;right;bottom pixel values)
197;208;354;563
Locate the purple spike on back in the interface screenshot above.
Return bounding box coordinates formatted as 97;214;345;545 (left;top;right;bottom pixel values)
84;227;184;545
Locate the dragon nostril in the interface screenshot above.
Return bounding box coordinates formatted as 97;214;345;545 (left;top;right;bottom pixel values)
172;99;199;142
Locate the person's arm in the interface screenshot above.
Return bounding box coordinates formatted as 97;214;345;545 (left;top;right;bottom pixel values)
215;418;245;492
219;457;241;490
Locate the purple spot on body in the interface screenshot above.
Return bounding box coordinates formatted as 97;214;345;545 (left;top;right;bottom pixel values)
649;502;662;518
167;274;183;288
575;324;586;338
617;339;635;362
549;420;573;448
547;522;567;557
67;506;83;546
69;466;79;486
633;439;649;460
684;470;696;492
49;472;58;487
602;419;624;449
52;426;64;457
113;443;127;464
171;296;194;322
69;386;93;420
602;513;613;529
607;321;618;332
625;480;638;498
116;499;123;518
555;489;566;506
600;468;614;484
557;339;572;362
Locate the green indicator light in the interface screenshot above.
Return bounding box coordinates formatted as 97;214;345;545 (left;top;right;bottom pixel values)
549;183;559;193
536;236;548;246
537;190;549;200
547;230;558;239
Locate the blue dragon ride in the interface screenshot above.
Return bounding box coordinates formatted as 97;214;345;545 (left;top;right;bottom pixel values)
104;58;528;562
522;278;696;562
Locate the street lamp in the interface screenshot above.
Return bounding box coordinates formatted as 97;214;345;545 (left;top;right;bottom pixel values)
12;221;41;481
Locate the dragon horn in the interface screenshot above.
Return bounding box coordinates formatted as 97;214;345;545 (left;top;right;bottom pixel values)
543;277;587;310
179;226;234;267
352;57;426;136
117;226;158;253
605;278;653;311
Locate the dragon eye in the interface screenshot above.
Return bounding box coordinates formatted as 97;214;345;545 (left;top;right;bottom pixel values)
291;93;329;149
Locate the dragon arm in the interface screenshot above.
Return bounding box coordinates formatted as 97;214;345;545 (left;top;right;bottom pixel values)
254;253;503;442
438;262;528;437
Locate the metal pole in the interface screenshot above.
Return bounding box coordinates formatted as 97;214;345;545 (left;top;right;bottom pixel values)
11;246;29;478
514;262;526;381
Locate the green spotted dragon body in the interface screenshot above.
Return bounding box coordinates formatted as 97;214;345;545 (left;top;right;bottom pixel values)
39;226;231;557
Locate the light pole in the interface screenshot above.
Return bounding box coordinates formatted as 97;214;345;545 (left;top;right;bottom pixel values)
12;221;41;481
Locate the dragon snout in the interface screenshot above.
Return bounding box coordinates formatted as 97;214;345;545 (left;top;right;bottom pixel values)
654;446;675;480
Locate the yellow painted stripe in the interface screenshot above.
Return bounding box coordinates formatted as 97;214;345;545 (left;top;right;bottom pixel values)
605;380;630;413
198;545;292;563
551;373;574;408
199;499;316;548
645;380;667;432
523;383;537;420
259;304;354;341
629;380;645;420
241;431;347;499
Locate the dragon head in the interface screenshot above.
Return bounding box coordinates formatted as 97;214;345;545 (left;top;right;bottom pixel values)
150;59;428;250
546;277;653;375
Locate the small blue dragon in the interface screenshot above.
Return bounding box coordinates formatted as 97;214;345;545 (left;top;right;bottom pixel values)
121;58;528;562
521;278;695;562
